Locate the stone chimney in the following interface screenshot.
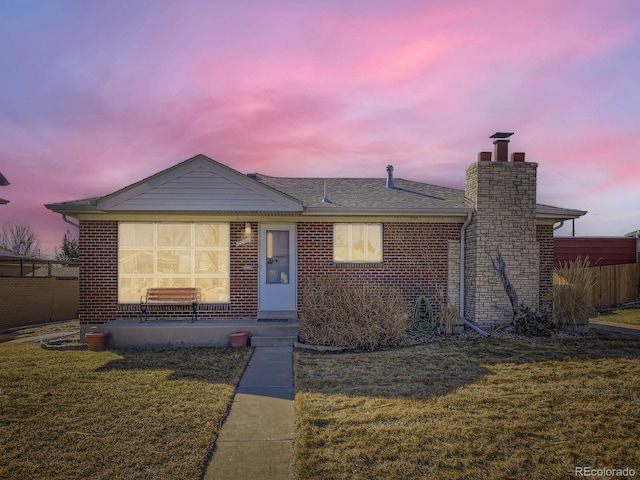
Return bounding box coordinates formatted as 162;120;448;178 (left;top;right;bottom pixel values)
464;133;539;328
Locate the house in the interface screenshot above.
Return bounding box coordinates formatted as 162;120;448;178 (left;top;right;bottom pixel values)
0;172;9;205
625;230;640;264
45;135;586;346
554;237;638;267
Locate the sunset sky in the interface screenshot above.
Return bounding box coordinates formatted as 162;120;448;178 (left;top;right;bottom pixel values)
1;0;639;256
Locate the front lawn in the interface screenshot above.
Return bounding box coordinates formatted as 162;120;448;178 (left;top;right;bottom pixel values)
0;343;251;480
295;332;640;479
594;306;640;327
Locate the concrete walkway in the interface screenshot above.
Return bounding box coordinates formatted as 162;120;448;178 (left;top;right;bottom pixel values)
589;319;640;337
204;346;294;480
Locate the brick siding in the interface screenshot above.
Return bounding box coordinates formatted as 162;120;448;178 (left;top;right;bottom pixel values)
296;222;461;313
538;224;554;310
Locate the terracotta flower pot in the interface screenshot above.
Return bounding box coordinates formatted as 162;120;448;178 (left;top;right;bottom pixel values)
229;331;249;347
86;332;109;351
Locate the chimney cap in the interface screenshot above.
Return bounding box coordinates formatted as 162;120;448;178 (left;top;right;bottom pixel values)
490;132;514;139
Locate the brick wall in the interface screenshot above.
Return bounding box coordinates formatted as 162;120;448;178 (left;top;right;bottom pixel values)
296;222;461;312
464;160;540;327
79;220;118;326
538;224;554;310
0;277;78;330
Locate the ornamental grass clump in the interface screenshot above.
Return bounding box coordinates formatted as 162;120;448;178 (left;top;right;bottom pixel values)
553;256;597;332
299;276;410;350
434;287;464;334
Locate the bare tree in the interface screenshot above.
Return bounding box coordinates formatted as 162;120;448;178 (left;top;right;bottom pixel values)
0;221;42;258
55;229;79;261
487;251;519;320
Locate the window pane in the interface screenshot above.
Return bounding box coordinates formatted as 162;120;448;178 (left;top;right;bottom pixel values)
196;251;229;274
158;224;191;247
196;223;228;247
351;224;365;261
158;277;192;288
196;278;230;302
157;251;191;274
333;223;382;262
366;224;382;262
119;277;153;303
119;250;153;274
266;230;290;284
334;225;349;262
119;223;153;248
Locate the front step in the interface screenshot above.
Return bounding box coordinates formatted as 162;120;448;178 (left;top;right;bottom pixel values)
250;335;298;347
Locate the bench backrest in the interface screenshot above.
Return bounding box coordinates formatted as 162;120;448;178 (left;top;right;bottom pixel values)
146;287;199;303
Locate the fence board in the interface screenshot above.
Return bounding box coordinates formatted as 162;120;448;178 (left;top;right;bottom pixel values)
589;263;640;309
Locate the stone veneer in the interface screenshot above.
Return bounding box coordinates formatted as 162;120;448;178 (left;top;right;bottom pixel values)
464;159;540;327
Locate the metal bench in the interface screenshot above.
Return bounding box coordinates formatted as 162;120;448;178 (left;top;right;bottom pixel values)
140;287;200;323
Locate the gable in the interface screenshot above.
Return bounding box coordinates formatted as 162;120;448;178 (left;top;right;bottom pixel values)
97;155;302;212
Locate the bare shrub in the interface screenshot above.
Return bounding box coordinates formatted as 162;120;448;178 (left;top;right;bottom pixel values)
299;276;410;350
514;304;555;337
553;257;597;331
434;288;463;334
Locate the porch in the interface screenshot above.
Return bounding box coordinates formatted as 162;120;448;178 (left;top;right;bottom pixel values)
93;318;299;349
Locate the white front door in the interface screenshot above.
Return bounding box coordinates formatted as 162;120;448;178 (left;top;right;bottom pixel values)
258;224;297;315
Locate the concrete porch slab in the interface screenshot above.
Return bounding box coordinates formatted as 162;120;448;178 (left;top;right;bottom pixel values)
93;318;298;349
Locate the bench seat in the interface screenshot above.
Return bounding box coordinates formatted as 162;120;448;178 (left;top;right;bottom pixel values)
140;287;200;323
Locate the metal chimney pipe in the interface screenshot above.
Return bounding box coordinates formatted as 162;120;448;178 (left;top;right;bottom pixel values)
494;139;509;162
490;132;514;162
386;165;395;189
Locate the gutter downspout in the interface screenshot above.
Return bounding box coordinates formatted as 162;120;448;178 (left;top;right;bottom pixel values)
459;213;472;317
553;221;564;231
459;212;491;338
62;215;80;229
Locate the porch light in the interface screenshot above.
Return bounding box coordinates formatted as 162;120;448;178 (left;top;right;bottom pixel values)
245;223;252;236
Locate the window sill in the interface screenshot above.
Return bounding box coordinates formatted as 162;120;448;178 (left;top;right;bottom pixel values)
333;262;383;269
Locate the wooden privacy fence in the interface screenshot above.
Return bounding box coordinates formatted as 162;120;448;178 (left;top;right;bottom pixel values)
589;263;640;309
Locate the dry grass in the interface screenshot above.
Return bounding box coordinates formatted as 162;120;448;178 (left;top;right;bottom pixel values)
594;307;640;327
299;276;410;350
434;288;463;334
295;333;640;479
553;257;597;331
0;343;251;480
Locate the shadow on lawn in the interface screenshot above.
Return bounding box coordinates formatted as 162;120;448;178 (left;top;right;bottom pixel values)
96;347;253;384
295;331;640;401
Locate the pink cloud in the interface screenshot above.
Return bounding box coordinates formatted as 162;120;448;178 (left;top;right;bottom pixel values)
1;0;639;252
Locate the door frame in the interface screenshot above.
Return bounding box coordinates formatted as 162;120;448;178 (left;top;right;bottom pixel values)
258;223;297;316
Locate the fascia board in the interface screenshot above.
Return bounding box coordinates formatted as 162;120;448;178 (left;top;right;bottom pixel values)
303;206;473;216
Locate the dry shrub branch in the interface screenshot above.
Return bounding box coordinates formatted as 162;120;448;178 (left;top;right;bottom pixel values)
553;256;597;331
299;276;410;350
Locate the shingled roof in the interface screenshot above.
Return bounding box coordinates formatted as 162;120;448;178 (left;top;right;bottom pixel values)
45;154;586;220
255;174;471;213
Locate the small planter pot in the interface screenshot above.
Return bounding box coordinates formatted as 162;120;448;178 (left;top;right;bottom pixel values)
229;331;249;347
86;332;110;351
